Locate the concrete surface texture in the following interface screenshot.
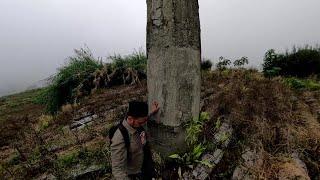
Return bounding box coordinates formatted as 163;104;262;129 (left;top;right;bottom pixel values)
147;0;201;155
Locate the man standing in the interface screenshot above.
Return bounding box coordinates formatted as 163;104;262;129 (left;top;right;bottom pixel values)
110;101;160;180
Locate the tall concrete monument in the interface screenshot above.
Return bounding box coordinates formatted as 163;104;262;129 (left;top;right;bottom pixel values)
147;0;201;156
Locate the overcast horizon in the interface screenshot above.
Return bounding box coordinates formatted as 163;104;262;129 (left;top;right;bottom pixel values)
0;0;319;97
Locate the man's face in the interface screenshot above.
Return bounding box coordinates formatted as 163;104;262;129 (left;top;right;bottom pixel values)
128;116;148;128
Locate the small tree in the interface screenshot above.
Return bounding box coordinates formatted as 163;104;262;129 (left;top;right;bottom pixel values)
233;56;249;67
216;56;231;70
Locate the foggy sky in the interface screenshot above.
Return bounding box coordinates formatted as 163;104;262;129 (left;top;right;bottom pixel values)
0;0;319;96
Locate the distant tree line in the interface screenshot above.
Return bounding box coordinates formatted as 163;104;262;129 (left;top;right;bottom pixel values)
201;56;249;71
263;45;320;78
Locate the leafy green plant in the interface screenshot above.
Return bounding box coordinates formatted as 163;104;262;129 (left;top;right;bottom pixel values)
169;144;208;167
169;112;212;168
185;112;210;146
284;78;306;89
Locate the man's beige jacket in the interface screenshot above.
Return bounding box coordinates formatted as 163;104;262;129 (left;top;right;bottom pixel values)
111;120;145;179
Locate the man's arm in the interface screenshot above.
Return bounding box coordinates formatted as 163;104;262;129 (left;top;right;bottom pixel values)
110;130;129;180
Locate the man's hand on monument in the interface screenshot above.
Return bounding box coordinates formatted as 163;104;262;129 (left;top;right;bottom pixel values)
151;101;160;115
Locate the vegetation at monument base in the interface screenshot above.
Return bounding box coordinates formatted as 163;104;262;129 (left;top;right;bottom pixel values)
1;47;320;179
168;112;210;167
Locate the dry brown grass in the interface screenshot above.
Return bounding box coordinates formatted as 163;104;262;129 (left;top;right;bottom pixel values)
61;104;74;113
202;69;320;179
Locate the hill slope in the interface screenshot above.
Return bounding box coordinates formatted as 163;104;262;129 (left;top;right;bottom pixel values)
0;70;319;179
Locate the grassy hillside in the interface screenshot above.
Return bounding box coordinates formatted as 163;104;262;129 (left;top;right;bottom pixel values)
0;70;319;179
0;89;45;146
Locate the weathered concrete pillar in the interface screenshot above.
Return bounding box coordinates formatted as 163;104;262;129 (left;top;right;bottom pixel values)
147;0;201;156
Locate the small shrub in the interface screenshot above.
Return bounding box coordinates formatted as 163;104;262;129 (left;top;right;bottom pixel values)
264;67;282;78
57;152;79;168
169;144;208;167
35;115;53;132
201;59;213;71
32;88;49;105
221;69;231;77
185;112;210;146
27;146;41;165
306;80;320;91
284;78;306;89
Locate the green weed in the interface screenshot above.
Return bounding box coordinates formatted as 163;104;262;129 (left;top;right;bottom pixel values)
169;112;212;168
284;77;320;91
185;112;210;146
169;144;208;168
56;151;79;168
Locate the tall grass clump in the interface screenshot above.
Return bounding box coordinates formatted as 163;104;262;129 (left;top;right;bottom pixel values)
37;48;103;114
108;50;147;72
36;49;147;114
263;45;320;78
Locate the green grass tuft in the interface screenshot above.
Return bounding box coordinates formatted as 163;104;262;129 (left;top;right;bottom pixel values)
284;77;320;91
